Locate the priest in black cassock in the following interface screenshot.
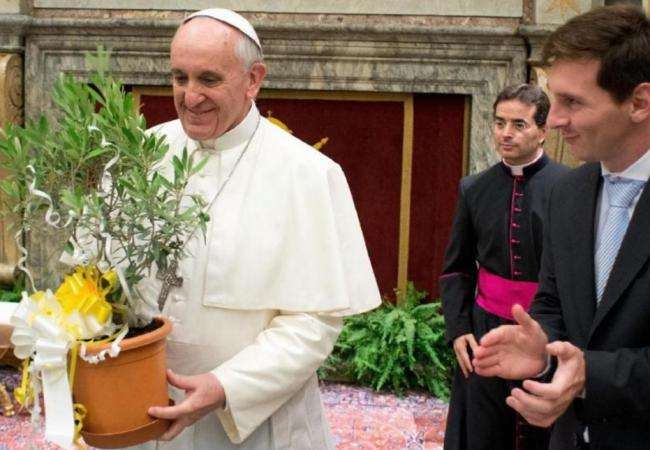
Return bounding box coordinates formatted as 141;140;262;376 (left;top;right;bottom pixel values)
441;84;568;450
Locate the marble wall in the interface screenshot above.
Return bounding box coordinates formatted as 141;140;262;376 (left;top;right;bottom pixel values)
33;0;522;17
12;13;526;174
535;0;592;24
0;2;594;174
0;0;25;14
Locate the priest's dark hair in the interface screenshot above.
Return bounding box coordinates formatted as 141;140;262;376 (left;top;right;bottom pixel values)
492;83;550;128
542;4;650;103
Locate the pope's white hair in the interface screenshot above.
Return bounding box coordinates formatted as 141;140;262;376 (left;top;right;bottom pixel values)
235;33;263;70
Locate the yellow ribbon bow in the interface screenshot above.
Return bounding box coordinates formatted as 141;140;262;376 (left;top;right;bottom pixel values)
55;265;115;331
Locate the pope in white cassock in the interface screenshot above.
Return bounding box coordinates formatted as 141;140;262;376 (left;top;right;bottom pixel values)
123;8;381;450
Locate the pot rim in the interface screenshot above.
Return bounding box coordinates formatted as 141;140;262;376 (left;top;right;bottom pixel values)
81;316;171;355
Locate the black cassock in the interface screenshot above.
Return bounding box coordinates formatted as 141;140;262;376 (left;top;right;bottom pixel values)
440;154;568;450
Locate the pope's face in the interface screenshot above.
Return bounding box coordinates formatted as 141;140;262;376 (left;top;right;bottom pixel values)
170;18;266;141
493;99;546;165
547;58;634;171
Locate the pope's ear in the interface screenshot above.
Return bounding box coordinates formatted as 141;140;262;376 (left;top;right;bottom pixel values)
246;62;267;100
629;82;650;123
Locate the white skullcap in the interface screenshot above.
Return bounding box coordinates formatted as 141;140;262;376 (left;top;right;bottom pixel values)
184;8;262;51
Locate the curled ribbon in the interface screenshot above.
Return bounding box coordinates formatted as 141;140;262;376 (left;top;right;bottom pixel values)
15;228;36;294
79;323;128;365
25;165;75;230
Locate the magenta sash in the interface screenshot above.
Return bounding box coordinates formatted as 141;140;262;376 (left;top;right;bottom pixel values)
475;267;538;320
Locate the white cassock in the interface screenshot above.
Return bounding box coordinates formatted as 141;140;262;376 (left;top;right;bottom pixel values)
124;104;381;450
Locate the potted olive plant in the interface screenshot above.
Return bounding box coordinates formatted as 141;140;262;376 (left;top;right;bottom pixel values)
0;48;208;449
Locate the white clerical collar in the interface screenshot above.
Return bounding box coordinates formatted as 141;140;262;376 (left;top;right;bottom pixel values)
197;103;260;152
502;148;544;176
601;148;650;182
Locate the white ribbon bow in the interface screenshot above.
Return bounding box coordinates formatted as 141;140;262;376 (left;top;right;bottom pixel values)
11;291;75;450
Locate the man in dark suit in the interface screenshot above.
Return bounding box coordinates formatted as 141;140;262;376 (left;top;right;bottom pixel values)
472;5;650;449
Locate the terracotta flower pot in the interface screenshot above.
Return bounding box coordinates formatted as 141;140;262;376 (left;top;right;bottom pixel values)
73;317;172;448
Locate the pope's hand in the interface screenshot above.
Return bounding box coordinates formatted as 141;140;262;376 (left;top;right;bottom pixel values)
472;304;548;380
148;369;226;441
507;341;585;427
453;333;478;378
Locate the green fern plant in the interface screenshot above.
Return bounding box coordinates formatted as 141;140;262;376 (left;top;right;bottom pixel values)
319;282;455;400
0;283;21;303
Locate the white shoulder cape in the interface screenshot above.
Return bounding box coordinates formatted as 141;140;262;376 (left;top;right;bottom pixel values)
151;114;381;316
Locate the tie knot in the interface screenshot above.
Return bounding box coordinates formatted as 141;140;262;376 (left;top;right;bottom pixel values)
604;176;645;208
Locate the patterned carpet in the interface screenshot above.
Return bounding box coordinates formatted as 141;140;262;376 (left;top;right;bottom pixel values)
0;366;447;450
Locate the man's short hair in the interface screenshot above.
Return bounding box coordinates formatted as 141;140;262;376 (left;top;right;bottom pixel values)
542;4;650;103
492;84;550;127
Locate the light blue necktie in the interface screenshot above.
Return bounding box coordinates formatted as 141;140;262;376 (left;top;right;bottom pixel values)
595;175;646;303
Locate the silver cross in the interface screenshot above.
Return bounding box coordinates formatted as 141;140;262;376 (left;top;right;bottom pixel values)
156;260;183;310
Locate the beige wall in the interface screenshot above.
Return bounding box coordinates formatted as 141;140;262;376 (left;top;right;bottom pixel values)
32;0;522;17
0;0;25;14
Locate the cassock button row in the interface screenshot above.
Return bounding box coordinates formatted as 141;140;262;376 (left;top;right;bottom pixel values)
511;239;520;244
514;207;522;213
514;255;522;260
511;222;521;228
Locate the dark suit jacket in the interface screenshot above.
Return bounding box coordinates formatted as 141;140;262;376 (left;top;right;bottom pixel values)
531;163;650;449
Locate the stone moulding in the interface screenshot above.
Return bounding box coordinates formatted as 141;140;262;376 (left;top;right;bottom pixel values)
1;14;527;174
32;0;523;17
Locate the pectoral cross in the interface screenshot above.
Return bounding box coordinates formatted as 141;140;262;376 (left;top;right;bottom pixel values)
156;260;183;310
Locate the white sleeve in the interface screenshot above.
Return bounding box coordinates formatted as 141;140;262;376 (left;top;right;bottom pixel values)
211;312;343;443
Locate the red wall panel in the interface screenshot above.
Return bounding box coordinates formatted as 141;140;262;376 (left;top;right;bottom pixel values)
140;94;177;127
409;94;465;298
